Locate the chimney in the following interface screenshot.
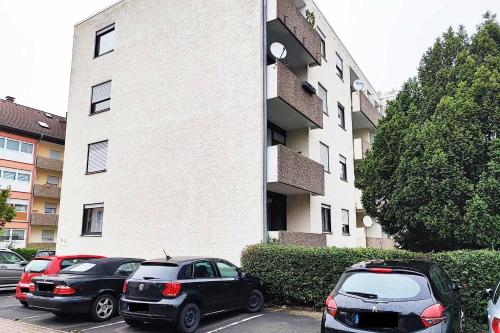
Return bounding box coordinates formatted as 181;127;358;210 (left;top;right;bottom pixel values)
4;96;15;103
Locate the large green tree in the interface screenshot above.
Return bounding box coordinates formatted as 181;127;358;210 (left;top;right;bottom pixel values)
0;188;16;228
356;13;500;251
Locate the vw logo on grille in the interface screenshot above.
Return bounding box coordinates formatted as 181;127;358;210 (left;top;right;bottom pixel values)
138;283;144;291
372;306;378;312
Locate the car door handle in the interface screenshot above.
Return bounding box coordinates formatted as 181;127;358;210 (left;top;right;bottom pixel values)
0;266;7;269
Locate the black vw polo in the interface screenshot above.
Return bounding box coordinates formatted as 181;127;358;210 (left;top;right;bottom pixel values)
120;256;264;333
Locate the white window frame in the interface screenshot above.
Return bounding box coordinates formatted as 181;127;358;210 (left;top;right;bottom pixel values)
341;209;350;236
318;83;328;115
41;230;55;243
0;137;34;154
320;142;330;173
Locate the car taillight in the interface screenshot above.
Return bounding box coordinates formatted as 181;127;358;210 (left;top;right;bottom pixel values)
369;268;393;273
492;317;500;333
162;282;181;297
325;295;337;317
420;303;446;327
53;285;76;295
123;281;127;293
28;283;35;293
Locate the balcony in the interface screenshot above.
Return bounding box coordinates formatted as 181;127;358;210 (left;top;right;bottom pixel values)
27;242;56;250
267;63;323;130
267;144;324;195
37;156;63;172
30;213;58;226
267;0;321;68
268;231;326;247
352;91;382;129
33;184;61;199
353;138;372;160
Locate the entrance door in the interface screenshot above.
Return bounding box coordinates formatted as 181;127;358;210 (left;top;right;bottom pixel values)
267;191;287;231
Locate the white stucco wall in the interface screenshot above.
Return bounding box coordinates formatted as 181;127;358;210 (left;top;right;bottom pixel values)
58;0;264;265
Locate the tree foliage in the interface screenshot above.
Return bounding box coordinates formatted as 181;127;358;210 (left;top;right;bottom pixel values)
0;188;16;228
356;13;500;251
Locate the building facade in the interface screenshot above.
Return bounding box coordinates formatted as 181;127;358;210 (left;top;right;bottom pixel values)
58;0;391;263
0;97;65;249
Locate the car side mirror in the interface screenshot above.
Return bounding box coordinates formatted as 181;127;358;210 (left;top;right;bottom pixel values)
484;288;493;300
238;270;246;279
20;261;28;267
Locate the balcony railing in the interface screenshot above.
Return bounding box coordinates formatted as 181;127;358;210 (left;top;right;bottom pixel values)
352;91;382;129
30;213;58;226
33;184;61;199
267;144;324;195
353;138;372;160
267;63;323;130
267;0;321;68
27;242;56;250
37;156;63;172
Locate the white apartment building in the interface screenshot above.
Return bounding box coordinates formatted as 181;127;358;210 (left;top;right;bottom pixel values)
57;0;391;264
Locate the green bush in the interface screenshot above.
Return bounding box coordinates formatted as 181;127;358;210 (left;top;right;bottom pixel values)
241;244;500;331
12;248;39;261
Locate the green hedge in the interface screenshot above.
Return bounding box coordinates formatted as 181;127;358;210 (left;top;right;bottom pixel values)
12;248;39;261
241;244;500;331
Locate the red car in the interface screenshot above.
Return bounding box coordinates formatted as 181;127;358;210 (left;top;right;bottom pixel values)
16;254;104;306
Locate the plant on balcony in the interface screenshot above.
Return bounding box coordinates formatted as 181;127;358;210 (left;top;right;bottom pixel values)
0;188;16;228
305;10;315;28
355;12;500;252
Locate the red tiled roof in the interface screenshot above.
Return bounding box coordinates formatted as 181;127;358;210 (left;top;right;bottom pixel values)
0;99;66;143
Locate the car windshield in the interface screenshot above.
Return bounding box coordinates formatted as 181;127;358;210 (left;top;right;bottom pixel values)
60;262;97;273
339;271;431;301
24;259;51;273
130;264;178;280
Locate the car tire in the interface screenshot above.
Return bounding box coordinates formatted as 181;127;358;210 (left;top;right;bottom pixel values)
245;289;264;313
176;303;201;333
89;293;116;322
19;301;29;307
124;317;143;327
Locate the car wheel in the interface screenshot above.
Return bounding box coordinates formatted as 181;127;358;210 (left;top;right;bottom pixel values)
459;309;466;333
176;303;201;333
124;317;143;327
245;290;264;313
89;293;116;322
19;301;29;307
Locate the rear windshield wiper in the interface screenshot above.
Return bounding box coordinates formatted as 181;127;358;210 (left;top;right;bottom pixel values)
345;291;378;299
142;276;159;280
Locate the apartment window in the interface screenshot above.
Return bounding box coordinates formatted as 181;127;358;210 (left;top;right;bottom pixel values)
86;140;108;174
369;130;376;144
342;209;350;235
50;150;62;160
318;83;328;115
45;203;57;214
339;155;347;181
320;142;330;172
321;204;331;233
47;176;59;186
14;204;28;212
318;28;326;59
267;123;286;146
0;137;33;154
82;203;104;236
336;53;343;79
2;170;16;180
42;230;55;242
90;81;112;114
0;168;30;182
338;103;346;129
94;24;115;57
0;229;25;242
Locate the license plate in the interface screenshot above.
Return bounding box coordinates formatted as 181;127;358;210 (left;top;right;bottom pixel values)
358;312;398;328
128;303;149;312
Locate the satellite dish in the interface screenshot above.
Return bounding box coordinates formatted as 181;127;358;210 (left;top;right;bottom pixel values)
270;42;287;61
363;216;373;228
353;79;365;91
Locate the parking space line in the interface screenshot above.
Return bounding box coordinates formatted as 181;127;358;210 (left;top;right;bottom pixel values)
204;314;265;333
20;313;54;320
79;320;125;331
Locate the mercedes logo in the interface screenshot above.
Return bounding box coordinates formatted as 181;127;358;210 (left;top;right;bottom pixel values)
138;283;144;291
372;306;378;312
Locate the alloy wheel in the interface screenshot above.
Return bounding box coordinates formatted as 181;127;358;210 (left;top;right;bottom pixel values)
96;297;114;319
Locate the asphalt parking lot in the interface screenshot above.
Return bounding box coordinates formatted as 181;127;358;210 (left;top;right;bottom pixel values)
0;292;321;333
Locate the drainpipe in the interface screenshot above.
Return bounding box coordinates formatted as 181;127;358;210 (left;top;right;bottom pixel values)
262;0;268;243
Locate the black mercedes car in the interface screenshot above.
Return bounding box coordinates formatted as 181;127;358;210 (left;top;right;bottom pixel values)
27;257;143;321
120;256;264;333
321;260;465;333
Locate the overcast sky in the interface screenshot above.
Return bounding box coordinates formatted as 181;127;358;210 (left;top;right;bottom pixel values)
0;0;498;116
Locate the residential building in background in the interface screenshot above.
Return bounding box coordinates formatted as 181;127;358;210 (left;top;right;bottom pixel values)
0;97;65;249
58;0;391;263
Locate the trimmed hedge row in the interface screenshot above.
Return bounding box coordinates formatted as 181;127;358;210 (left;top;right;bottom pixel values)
12;248;39;261
241;244;500;331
